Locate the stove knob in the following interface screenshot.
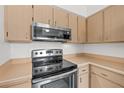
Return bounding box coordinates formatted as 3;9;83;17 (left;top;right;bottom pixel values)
40;69;42;72
35;52;38;55
56;66;59;70
40;52;42;54
34;70;38;73
56;67;58;70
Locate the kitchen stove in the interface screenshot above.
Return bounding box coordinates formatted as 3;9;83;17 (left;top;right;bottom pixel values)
32;49;77;88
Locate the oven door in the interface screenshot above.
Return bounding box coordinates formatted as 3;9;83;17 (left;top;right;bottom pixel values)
32;69;77;88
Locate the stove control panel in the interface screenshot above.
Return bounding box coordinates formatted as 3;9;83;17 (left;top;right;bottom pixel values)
32;49;63;58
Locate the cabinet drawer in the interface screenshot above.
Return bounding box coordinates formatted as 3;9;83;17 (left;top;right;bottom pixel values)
91;65;124;87
0;79;31;88
78;65;89;75
8;81;31;88
91;73;122;88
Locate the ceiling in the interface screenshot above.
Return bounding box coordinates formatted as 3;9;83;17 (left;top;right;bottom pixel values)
57;5;109;17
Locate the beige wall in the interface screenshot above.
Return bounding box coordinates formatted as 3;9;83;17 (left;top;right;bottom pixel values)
10;43;84;58
0;6;10;65
83;43;124;58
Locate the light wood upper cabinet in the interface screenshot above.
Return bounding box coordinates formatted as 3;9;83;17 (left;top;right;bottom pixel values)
87;11;104;43
104;6;124;42
69;13;78;43
77;16;86;43
53;7;69;28
4;5;32;42
33;5;53;25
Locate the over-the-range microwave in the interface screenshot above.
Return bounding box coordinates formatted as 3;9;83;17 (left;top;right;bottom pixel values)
32;23;71;42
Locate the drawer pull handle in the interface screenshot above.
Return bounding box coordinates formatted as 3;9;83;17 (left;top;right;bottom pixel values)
48;19;51;24
101;73;108;77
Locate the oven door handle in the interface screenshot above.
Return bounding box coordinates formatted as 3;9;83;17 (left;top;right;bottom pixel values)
33;69;77;86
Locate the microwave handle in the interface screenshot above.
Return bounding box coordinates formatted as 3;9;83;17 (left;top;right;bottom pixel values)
34;69;77;87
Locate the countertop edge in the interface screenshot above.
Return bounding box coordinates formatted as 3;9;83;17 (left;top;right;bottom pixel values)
0;75;32;87
68;60;124;75
89;62;124;75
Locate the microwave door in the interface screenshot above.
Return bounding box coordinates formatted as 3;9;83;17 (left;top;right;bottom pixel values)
33;27;64;40
42;29;60;38
32;23;71;42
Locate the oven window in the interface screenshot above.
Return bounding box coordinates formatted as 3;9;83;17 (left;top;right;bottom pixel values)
40;76;72;88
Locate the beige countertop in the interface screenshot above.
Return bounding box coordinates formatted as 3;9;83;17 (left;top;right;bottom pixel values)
0;58;32;87
64;53;124;75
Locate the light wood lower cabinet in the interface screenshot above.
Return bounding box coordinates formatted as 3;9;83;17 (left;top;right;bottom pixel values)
8;81;31;88
91;73;121;88
78;65;89;88
78;72;89;88
90;65;124;88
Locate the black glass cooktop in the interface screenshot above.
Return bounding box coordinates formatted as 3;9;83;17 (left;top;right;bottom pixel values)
61;60;77;71
32;60;77;79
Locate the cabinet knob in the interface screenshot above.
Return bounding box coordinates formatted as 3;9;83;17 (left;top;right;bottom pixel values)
82;69;86;72
6;32;8;37
54;21;56;26
48;19;51;25
101;73;108;77
80;77;82;83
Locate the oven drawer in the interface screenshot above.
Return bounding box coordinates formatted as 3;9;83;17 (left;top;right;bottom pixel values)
91;65;124;87
78;65;89;75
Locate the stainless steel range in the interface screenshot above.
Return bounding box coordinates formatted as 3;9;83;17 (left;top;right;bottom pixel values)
32;49;77;88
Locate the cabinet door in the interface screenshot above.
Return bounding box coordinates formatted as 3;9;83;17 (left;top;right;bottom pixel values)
69;13;78;43
87;11;104;43
53;7;69;28
77;16;86;43
104;6;124;42
33;5;53;25
4;5;32;42
78;73;89;88
91;73;121;88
